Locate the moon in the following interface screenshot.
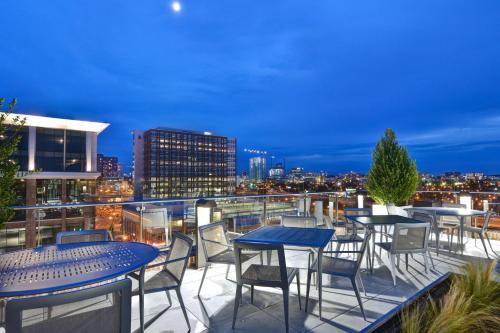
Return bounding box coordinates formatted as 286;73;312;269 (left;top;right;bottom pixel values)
172;1;182;13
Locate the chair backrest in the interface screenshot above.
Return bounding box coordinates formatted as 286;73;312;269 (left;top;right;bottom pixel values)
281;215;317;228
233;241;288;288
411;211;436;226
199;221;230;261
5;279;131;333
390;223;431;254
164;232;193;284
354;228;372;269
344;208;372;218
481;211;494;231
442;203;466;208
387;205;410;217
56;229;110;245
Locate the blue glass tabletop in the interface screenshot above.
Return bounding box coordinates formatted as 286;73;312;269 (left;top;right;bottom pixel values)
234;226;334;249
348;215;426;226
0;241;159;297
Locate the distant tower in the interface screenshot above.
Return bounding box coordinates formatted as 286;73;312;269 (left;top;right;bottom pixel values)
249;157;266;182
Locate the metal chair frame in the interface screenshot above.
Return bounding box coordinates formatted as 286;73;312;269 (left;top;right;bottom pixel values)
305;228;372;320
128;232;193;333
198;221;262;296
232;241;301;333
375;222;433;286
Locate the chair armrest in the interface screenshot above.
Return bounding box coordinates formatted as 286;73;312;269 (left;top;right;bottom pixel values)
202;238;232;249
226;231;242;243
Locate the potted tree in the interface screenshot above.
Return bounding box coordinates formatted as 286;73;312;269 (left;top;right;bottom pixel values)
367;129;418;214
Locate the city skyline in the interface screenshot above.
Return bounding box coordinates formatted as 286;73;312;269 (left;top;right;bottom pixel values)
2;1;500;174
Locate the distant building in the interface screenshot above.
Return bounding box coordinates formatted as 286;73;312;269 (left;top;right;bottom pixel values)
1;113;108;250
133;128;236;199
249;157;266;182
465;172;484;181
269;163;285;179
288;167;304;183
97;154;120;179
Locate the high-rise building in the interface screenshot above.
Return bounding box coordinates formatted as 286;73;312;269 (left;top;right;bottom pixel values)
133;128;236;199
1;113;109;251
269;162;285;179
97;153;120;179
249;157;266;182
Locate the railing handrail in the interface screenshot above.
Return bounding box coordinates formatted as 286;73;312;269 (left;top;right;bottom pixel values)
9;191;347;210
8;189;500;211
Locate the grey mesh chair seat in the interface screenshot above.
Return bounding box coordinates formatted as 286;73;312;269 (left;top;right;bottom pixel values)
310;256;358;278
208;249;255;264
374;242;391;252
242;264;298;285
133;270;179;293
463;226;482;233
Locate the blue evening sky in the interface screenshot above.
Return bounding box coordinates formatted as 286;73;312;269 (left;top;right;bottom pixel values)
1;0;500;174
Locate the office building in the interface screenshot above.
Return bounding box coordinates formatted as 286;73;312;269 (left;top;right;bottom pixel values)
133;128;236;199
97;153;120;179
0;113;109;250
249;157;266;182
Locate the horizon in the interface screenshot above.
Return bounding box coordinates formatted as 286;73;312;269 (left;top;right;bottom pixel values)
2;0;500;174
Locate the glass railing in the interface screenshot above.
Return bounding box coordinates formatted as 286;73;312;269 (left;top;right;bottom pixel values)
2;190;499;254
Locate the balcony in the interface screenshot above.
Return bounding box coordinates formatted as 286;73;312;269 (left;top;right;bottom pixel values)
1;191;499;332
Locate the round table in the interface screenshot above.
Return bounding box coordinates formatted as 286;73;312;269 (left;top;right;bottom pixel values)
0;241;159;297
407;207;486;254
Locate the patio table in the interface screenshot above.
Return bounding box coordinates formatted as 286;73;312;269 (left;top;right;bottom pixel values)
0;241;159;298
406;207;486;254
235;226;334;319
346;215;426;273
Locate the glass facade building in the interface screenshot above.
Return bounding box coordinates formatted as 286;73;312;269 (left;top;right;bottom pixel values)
0;113;108;252
135;128;236;199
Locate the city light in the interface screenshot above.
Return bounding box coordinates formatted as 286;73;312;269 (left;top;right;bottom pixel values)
172;1;182;13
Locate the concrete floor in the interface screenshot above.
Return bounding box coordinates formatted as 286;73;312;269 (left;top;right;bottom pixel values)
131;234;500;333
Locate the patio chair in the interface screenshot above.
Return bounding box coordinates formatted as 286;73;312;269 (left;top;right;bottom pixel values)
375;222;432;286
128;232;193;332
341;208;372;250
232;242;301;333
280;215;318;267
440;202;466;225
5;279;131;333
56;229;111;244
305;227;371;320
198;222;263;296
463;211;494;259
413;211;458;255
281;215;317;228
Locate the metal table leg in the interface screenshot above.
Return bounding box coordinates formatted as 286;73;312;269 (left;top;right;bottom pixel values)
371;227;376;273
317;248;323;320
460;216;465;254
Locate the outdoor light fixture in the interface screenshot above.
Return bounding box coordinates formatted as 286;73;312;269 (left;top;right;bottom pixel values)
357;194;364;208
459;194;472;210
195;199;217;268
